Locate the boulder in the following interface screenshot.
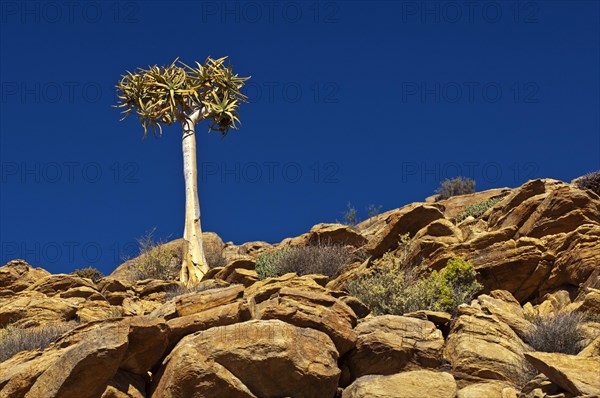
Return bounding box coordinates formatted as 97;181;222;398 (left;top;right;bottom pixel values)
166;300;249;349
175;284;245;317
457;381;515;398
342;370;457;398
343;315;444;382
487;179;556;230
461;238;553;303
363;204;445;257
213;256;256;282
578;289;600;317
120;316;169;374
444;305;529;383
249;287;357;355
151;320;341;398
101;370;146;398
476;290;533;339
25;274;96;296
0;291;78;328
435;187;510;221
0;260;50;293
244;273;331;303
541;224;600;294
0;320;129;398
524;351;600;396
517;185;600;239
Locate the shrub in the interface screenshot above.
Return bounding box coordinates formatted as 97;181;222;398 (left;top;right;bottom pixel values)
342;202;359;226
72;267;104;282
574;170;600;197
164;283;221;300
347;257;482;316
523;312;586;354
456;197;501;223
255;243;355;280
204;242;227;268
0;322;77;362
366;204;382;219
436;177;476;200
128;230;180;281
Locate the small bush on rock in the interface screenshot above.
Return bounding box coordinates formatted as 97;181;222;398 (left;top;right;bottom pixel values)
204;242;227;268
347;257;482;316
456;197;501;223
129;230;180;281
72;267;104;282
164;283;220;300
255;243;355;280
573;170;600;197
0;322;78;362
524;312;586;354
435;177;476;200
341;202;359;226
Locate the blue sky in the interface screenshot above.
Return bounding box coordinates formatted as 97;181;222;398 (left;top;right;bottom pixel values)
1;0;599;275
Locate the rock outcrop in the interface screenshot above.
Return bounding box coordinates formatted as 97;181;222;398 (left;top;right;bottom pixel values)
1;177;600;397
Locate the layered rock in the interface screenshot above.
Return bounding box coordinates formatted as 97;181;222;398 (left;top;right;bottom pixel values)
151;319;341;398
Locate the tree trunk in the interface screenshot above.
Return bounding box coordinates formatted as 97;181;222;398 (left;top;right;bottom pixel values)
180;114;209;286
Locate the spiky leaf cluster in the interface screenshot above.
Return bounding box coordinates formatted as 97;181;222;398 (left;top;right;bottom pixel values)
115;57;249;138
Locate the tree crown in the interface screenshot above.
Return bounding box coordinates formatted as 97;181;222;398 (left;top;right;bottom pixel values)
115;56;250;138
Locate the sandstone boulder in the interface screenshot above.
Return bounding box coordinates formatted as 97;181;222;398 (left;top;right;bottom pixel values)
166;299;249;349
0;260;50;293
151;320;341;398
249;287;357;355
101;370;146;398
541;224;600;295
524;351;600;396
120;316;169;374
0;291;78;328
0;320;129;398
517;185;600;239
342;370;457;398
444;305;529;383
476;290;533;340
457;381;515;398
344;315;444;382
25;274;96;296
363;204;445;257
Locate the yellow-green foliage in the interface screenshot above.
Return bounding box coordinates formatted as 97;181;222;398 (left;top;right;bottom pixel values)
347;257;482;316
72;267;103;282
115;56;250;137
456;197;501;223
255;248;293;280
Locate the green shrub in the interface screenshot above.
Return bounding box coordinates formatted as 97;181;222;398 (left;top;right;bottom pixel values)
0;322;77;362
255;243;354;280
436;177;476;200
523;312;586;354
347;257;482;316
574;170;600;197
72;267;104;282
456;197;501;223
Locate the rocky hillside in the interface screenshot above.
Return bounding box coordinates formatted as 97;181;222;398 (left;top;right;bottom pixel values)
1;178;599;398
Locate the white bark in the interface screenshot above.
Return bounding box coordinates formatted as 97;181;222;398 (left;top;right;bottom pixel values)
179;110;209;286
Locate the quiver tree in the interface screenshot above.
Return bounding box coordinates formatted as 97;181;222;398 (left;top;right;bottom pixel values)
115;57;250;286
